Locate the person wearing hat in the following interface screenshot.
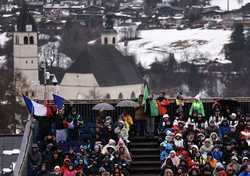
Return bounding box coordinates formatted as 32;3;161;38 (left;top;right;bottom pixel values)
174;133;184;148
62;163;76;176
50;165;62;176
239;165;250;176
164;168;174;176
226;156;241;174
28;144;42;176
54;107;67;143
219;119;231;139
134;94;147;136
66;107;83;141
36;163;50;176
200;138;214;156
189;95;205;123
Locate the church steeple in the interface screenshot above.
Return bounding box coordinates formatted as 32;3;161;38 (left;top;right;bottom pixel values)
16;1;37;32
14;1;39;98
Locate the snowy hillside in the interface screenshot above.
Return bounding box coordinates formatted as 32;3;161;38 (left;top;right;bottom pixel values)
210;0;250;11
0;33;10;47
118;29;232;67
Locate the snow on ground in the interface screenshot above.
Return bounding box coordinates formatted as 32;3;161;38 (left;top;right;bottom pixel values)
39;41;72;69
0;33;10;47
118;29;232;67
210;0;250;11
3;149;20;155
0;55;6;67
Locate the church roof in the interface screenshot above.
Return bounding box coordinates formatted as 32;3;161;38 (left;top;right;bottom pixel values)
67;45;143;87
39;45;143;87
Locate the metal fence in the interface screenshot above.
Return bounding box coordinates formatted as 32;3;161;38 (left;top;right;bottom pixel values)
62;98;250;123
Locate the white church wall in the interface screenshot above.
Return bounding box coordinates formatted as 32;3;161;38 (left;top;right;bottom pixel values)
61;73;99;87
35;83;143;100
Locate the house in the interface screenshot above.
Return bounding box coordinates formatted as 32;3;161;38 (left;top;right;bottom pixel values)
155;4;184;17
82;5;105;15
202;6;223;23
14;7;143;100
114;22;139;41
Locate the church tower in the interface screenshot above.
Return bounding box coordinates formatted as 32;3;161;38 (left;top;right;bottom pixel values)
14;5;39;96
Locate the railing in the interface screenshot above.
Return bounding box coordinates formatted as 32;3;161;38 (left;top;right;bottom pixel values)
14;98;250;175
13;116;33;176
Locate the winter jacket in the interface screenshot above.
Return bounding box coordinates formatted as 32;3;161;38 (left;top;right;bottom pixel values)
157;99;170;116
239;171;250;176
134;106;147;121
63;169;76;176
219;125;231;139
212;150;223;163
189;100;205;117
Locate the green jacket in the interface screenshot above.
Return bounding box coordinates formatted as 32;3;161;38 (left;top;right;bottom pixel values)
189;100;205;117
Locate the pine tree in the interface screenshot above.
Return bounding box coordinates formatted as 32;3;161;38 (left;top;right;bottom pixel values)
231;23;245;49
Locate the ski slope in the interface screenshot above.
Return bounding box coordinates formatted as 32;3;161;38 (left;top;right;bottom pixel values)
118;29;232;67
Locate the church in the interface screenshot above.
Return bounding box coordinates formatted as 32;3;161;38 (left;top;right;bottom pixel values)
14;8;144;100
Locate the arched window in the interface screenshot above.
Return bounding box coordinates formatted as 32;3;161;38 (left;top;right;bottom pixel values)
31;91;35;97
104;37;108;44
15;35;19;44
130;91;136;99
112;37;116;44
24;36;29;44
105;93;111;99
118;93;123;99
29;36;34;44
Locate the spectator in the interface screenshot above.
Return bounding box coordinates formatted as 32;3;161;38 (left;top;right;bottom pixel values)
66;107;83;141
54;108;67;143
36;163;50;176
134;94;147;136
28;144;42;176
189;96;205;123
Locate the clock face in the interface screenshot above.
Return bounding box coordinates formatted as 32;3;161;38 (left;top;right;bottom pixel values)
26;25;33;32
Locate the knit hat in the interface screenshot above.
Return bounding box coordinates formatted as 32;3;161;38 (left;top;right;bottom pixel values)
175;133;182;137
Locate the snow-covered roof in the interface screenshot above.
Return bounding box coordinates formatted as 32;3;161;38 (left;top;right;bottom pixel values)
118;29;232;67
210;0;250;11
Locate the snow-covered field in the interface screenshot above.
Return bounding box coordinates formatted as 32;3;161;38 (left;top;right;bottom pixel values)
0;32;9;47
211;0;250;11
118;29;232;67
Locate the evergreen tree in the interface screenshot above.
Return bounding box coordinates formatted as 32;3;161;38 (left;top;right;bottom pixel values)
231;23;245;49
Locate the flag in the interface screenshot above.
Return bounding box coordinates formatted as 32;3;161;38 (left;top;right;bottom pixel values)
143;84;149;112
23;95;47;116
53;94;64;110
45;100;56;118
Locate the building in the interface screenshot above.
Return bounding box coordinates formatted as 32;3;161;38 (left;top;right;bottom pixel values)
14;8;144;100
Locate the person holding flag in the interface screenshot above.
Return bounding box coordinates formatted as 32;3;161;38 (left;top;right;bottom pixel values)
134;93;148;136
23;95;55;141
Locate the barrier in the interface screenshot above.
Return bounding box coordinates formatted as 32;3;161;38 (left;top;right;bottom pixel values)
13;116;33;176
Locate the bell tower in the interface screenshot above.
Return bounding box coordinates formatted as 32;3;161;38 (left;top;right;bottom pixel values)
14;4;39;95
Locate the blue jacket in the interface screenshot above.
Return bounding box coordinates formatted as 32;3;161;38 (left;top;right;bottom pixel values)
239;171;250;176
212;150;223;162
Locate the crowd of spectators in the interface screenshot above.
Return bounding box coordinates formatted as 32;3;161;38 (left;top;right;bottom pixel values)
159;94;250;176
28;92;250;176
28;106;133;176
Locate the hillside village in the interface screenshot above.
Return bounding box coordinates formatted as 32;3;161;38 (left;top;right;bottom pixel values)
1;0;250;101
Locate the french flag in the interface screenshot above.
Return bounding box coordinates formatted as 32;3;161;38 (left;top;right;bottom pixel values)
23;95;48;116
53;94;65;110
